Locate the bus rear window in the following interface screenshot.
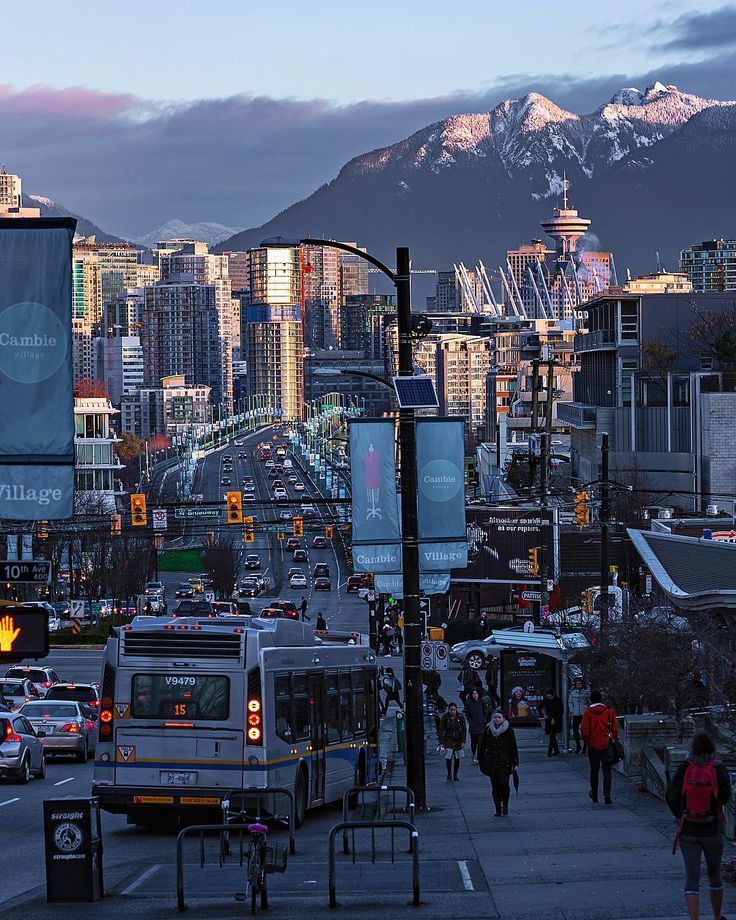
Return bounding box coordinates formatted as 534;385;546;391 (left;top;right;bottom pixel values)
131;674;230;721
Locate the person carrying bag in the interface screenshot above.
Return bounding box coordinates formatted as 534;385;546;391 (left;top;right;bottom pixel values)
581;690;618;805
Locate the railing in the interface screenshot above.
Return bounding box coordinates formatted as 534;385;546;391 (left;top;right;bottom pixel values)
341;784;415;854
328;820;420;909
574;329;617;351
556;401;597;428
222;786;296;854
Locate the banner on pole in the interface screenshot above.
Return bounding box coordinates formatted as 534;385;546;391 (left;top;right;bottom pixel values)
349;420;400;566
416;418;467;567
0;219;76;520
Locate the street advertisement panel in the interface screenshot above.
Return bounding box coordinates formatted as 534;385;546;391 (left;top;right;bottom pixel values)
416;419;467;568
349;420;400;573
452;506;544;584
0;219;76;519
501;649;556;726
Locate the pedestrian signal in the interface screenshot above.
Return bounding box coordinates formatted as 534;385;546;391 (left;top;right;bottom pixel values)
574;490;589;526
130;493;147;526
226;491;243;524
293;517;303;537
528;546;539;577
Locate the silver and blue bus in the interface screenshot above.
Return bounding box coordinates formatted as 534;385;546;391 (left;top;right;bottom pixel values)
92;617;380;825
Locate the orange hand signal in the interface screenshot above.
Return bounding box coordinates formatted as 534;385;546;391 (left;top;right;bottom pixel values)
0;615;20;652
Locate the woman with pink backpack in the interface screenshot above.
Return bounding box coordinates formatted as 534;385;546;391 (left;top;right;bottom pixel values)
666;732;732;920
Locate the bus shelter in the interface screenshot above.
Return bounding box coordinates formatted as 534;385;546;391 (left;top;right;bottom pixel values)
486;628;589;751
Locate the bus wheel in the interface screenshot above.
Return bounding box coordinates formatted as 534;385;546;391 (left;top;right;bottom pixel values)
294;768;307;828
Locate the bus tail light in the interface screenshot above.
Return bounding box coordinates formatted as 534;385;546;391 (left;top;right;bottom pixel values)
246;668;262;745
99;662;116;741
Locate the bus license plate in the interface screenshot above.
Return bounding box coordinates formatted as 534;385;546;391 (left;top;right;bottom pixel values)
166;771;197;785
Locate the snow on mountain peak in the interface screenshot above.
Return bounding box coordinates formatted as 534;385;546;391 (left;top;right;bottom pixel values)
645;81;676;100
609;87;644;107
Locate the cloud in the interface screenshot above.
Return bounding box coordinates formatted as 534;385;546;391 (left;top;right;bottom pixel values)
660;4;736;51
3;53;736;239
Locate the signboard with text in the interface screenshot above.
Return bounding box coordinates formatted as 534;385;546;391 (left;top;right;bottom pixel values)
453;507;545;584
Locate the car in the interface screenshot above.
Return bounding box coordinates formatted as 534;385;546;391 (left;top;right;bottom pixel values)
312;536;327;548
301;503;317;514
347;574;371;593
449;636;496;670
146;581;165;597
283;459;293;469
271;479;284;489
245;554;261;570
313;563;330;578
279;510;292;520
5;666;60;698
265;459;275;468
21;602;61;632
238;453;247;459
244;493;257;501
274;489;288;500
289;573;308;588
188;577;204;594
20;700;96;761
293;482;305;492
314;576;332;591
288;475;298;483
292;548;308;563
258;605;299;621
198;574;213;588
222;455;232;461
0;711;46;781
173;599;215;615
287;566;304;579
268;468;280;479
0;678;39;710
236;579;261;598
142;596;165;614
221;477;232;486
243;481;255;491
212;601;238;617
286;537;301;551
273;464;284;473
175;582;194;598
52;601;70;621
45;683;101;710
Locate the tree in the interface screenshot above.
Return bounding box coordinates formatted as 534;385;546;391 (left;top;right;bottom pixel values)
116;433;144;463
109;537;154;610
147;434;172;452
688;301;736;386
200;534;239;599
74;379;109;399
640;340;679;405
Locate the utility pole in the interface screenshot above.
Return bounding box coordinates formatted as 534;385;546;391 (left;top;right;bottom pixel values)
599;431;610;639
530;359;540;433
395;245;426;810
545;357;555;447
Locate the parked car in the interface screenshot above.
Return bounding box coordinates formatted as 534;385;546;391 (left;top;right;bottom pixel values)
20;700;96;761
5;666;60;698
175;583;194;599
314;576;332;591
45;683;100;710
0;711;46;781
245;554;261;570
449;636;497;670
0;678;39;710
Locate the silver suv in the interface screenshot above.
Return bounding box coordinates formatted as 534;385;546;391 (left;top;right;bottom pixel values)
0;712;46;782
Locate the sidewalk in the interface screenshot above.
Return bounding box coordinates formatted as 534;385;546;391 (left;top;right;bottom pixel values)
396;722;736;920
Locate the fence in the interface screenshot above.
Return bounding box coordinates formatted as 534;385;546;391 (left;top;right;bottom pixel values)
221;786;296;854
341;784;415;854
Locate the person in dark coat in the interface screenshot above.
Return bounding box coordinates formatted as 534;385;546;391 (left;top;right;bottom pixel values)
459;662;482;704
666;731;731;920
463;688;487;762
439;703;467;781
478;710;519;816
538;691;564;757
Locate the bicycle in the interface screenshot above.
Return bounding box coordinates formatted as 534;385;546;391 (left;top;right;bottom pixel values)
234;822;288;914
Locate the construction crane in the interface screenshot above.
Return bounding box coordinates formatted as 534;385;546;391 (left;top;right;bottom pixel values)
477;261;500;316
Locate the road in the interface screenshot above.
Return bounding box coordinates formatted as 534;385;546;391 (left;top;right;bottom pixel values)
0;424;371;909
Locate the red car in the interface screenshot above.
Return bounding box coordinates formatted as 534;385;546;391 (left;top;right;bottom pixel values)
312;536;327;548
314;577;331;591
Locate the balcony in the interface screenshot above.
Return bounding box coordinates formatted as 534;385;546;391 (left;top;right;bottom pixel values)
556;402;597;428
574;330;617;352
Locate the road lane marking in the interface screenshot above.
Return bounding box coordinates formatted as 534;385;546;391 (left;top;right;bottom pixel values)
0;798;19;807
121;864;162;895
458;860;474;891
54;777;75;787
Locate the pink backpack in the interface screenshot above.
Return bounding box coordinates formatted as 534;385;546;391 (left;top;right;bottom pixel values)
682;760;718;822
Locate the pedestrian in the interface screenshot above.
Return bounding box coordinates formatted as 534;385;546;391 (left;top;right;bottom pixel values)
478;710;519;816
666;731;731;920
460;661;482;704
315;612;327;631
380;667;403;714
581;690;618;804
463;688;487;762
568;677;591;753
300;596;308;620
538;691;564;757
439;702;467;781
484;659;500;706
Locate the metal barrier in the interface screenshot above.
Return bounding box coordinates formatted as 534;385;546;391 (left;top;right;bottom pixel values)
328;820;420;909
341;785;415;854
176;823;246;912
222;786;296;854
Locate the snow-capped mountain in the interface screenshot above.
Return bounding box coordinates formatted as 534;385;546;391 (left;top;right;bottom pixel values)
217;82;736;272
136;220;243;249
25;194;125;243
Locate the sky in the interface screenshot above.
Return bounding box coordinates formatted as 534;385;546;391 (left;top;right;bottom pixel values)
2;0;736;237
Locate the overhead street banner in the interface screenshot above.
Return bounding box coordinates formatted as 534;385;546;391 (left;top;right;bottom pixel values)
0;218;76;520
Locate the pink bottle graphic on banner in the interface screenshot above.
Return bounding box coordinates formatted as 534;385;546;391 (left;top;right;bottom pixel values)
363;444;382;519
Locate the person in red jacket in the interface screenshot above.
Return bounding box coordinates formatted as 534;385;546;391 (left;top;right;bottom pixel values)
581;690;618;804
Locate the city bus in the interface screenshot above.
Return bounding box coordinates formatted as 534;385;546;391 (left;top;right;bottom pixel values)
92;617;380;825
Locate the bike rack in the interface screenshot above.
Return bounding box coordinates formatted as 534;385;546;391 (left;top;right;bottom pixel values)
221;786;296;854
341;785;415;854
328;820;420;909
176;823;252;912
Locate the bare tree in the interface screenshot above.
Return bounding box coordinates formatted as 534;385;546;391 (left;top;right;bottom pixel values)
109;537;153;612
688;301;736;387
200;534;238;599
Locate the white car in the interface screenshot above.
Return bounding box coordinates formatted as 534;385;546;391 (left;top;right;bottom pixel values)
294;482;305;492
265;460;275;468
273;488;288;500
279;510;292;520
289;573;308;588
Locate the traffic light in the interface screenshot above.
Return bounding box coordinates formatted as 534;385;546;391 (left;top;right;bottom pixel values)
110;513;122;536
293;516;303;537
130;493;147;526
528;546;539;577
574;490;589;526
325;525;333;540
226;490;243;524
243;516;255;543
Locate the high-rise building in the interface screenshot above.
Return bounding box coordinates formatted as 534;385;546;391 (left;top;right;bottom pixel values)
122;375;212;439
340;294;395;356
73;241;139;309
96;335;144;406
0;166;22;209
303;245;340;349
159;241;229;284
436;335;494;440
226;251;250;294
142;278;235;408
103;288;145;337
680;240;736;292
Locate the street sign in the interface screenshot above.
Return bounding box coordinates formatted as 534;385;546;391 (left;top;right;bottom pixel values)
152;508;168;531
421;641;433;671
0;560;51;584
523;620;535;633
0;605;49;661
70;600;86;620
421;640;449;671
521;590;541;602
174;507;221;519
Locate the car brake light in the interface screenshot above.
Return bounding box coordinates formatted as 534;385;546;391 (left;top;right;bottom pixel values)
3;723;21;743
89;700;99;706
86;721;95;730
41;681;51;688
61;723;80;733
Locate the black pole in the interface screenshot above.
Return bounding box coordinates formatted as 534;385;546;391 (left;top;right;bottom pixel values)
600;431;610;637
395;245;426;810
539;431;548;624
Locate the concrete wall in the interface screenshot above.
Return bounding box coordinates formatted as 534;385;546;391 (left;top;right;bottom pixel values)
701;392;736;505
